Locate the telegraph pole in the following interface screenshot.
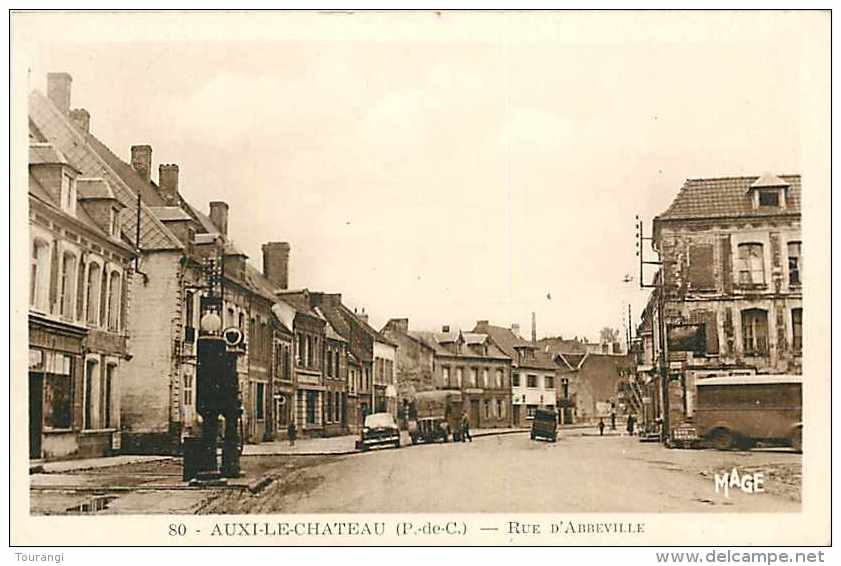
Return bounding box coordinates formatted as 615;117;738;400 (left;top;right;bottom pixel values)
636;215;670;444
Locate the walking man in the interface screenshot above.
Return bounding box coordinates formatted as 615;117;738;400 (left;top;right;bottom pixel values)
287;421;297;447
461;412;472;443
598;417;605;436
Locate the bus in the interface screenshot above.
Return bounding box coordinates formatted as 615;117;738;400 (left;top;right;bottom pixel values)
694;374;802;452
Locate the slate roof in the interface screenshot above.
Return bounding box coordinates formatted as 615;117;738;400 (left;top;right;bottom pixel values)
658;174;801;221
408;330;509;360
538;336;588;355
76;178;116;200
472;323;557;370
28;90;182;251
29;142;77;171
148;206;192;222
276;290;324;319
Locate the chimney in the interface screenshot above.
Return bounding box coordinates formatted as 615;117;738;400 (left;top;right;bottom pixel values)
531;312;537;343
389;318;409;333
262;241;290;290
131;145;152;183
511;323;520;338
442;325;450;333
209;201;229;236
475;320;489;332
158;164;179;204
358;308;369;324
69;109;90;133
47;72;72;114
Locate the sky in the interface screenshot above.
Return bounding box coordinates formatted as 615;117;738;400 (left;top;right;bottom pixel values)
16;11;816;343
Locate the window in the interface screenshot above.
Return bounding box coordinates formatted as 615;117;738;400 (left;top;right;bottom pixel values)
297;333;305;365
41;353;73;430
256;383;265;421
470;368;478;387
184;290;195;338
86;264;101;325
84;358;99;430
442;366;450;386
499;398;506;419
758;190;780;207
109;208;119;237
326;347;334;377
482;368;489;388
792;308;803;353
103;364;115;429
741;308;769;356
737;243;765;285
456;367;463;387
545;375;554;390
183;371;193;406
30;239;50;310
484;399;491;420
60;172;76;214
306;391;317;425
526;405;537;419
107;271;121;331
60;252;77;319
527;374;538;388
512;372;521;387
324;391;332;423
788;242;802;286
496;369;504;388
561;378;570;399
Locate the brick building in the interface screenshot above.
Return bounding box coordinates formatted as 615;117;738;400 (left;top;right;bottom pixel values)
556;352;634;423
639;173;802;435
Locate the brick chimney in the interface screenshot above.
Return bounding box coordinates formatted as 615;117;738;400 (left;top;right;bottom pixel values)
209;201;229;236
442;325;450;333
69;109;90;133
475;320;489;332
358;308;369;324
511;323;521;338
131;145;152;183
158;164;179;204
262;241;290;290
47;72;72;114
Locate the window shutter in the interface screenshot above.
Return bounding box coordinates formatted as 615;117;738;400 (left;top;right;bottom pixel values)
688;244;715;290
76;256;86;321
720;236;732;293
705;311;719;355
48;241;59;313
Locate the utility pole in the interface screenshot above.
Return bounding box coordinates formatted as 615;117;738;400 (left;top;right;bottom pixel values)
636;215;670;444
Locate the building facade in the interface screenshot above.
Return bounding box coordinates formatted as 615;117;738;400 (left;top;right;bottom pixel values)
640;173;802;436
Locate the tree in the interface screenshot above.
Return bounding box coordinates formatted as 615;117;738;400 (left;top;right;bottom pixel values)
600;327;620;345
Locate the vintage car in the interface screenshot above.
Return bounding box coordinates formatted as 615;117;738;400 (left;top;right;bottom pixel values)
407;390;462;444
530;407;559;442
358;412;401;451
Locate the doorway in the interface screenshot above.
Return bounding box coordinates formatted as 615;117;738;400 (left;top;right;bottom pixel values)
513;404;521;427
470;399;480;428
29;372;43;459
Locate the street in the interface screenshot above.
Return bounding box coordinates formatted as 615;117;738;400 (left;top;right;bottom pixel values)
198;432;800;514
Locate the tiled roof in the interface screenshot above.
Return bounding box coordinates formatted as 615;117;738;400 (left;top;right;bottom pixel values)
276;290;323;319
408;330;509;361
76;178;116;200
658;174;801;221
538;336;588;355
28;90;182;251
472;323;556;369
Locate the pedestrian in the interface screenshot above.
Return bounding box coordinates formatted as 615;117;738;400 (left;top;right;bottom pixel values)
627;414;636;436
610;411;616;431
287;421;297;447
598;417;605;436
461;413;472;443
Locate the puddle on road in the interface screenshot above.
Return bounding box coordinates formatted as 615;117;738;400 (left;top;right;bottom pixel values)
66;494;117;513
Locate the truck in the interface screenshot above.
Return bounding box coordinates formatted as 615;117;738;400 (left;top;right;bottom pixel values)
407;390;463;445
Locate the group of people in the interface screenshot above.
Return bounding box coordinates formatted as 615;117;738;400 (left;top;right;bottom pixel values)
597;413;637;436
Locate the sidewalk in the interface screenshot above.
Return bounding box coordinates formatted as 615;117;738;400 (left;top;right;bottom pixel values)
30;454;175;475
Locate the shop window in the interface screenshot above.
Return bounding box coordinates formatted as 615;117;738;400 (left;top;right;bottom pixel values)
43;353;73;430
788;242;802;286
792;308;803;353
104;364;115;429
741;308;769;356
737;243;765;285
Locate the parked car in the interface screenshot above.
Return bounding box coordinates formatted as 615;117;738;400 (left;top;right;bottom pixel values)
694;374;802;451
530;407;558;442
359;412;401;451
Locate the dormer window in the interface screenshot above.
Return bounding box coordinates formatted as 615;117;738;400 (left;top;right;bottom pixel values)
758;190;780;207
109;208;120;237
60;171;76;215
